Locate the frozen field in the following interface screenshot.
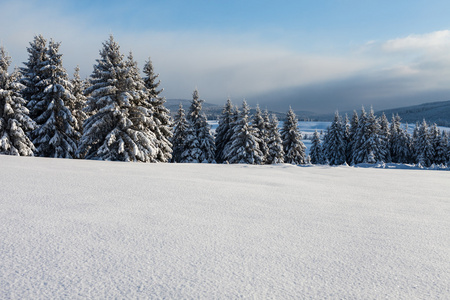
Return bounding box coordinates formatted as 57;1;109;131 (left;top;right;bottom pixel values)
0;155;449;299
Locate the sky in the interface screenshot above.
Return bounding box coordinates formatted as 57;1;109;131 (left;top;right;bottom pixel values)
2;0;450;113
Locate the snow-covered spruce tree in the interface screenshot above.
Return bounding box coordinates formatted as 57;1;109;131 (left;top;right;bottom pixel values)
441;131;449;165
378;113;391;163
429;123;446;165
352;107;385;164
415;120;434;167
346;110;359;164
70;66;88;141
0;47;36;155
29;40;78;158
227;100;263;164
21;35;48;120
265;114;284;164
310;130;325;164
171;103;189;162
78;36;158;162
143;57;172;162
323;111;346;165
181;89;215;163
280;107;306;164
389;114;411;164
252;104;269;163
215;98;235;163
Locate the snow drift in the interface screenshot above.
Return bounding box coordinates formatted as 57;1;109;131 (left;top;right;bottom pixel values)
0;155;449;298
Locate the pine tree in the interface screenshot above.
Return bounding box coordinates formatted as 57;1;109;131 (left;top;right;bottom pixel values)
265;114;284;164
21;35;48;120
429;123;446;165
347;110;359;164
252;105;269;163
280;107;306;164
142;57;172;162
310;130;325;164
181;89;215;163
78;36;158;162
415;120;434;167
0;47;36;155
29;40;78;158
378;113;391;162
214;98;235;163
352;107;384;164
69;66;88;142
227;100;263;164
323;111;346;165
171;103;188;162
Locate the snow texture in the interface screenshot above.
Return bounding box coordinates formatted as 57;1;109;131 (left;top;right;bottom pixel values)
0;155;449;299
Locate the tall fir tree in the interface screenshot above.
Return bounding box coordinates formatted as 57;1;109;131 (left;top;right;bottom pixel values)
78;36;158;162
429;123;446;165
29;40;78;158
310;130;326;164
142;57;172;162
280;107;306;164
214;98;235;163
21;35;48;120
181;89;215;163
323;111;346;165
171;103;188;162
0;47;36;155
415;120;434;167
347;110;359;164
226;100;263;164
351;107;385;164
252;104;269;163
265;114;284;164
70;66;88;142
378;113;391;163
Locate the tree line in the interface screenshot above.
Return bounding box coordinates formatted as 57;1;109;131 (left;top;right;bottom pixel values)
1;35;449;167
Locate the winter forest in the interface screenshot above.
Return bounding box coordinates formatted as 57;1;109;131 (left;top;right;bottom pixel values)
1;35;450;168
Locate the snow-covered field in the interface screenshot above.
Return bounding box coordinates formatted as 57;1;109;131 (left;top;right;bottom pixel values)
1;155;449;299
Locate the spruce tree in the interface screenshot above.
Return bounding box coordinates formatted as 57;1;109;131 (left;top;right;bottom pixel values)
323;111;346;165
143;58;172;162
252;104;269;163
78;36;158;162
181;89;215;163
280;107;306;164
415;120;434;167
0;47;36;155
21;35;48;120
265;114;284;164
227;100;263;164
378;113;391;163
352;107;384;164
310;130;325;164
429;124;446;165
70;66;88;142
347;110;359;164
171;103;188;162
214;98;235;163
29;40;78;158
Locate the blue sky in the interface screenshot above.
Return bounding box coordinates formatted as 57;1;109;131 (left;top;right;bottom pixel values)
2;0;450;112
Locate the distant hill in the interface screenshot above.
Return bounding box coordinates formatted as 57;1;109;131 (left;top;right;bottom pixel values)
376;100;450;126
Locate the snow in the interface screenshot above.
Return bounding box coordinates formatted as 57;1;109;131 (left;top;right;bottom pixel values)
1;155;449;299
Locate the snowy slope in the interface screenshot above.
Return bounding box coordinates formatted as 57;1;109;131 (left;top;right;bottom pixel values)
1;155;449;299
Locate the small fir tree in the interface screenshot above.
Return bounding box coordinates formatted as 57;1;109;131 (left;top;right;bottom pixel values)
415;120;434;167
171;103;189;162
70;66;88;142
310;130;326;164
252;104;269;163
323;111;346;165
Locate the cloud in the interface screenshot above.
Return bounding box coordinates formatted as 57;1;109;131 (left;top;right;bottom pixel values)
381;30;450;52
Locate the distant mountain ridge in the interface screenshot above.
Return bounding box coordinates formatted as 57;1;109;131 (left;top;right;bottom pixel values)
375;100;450;126
165;99;450;125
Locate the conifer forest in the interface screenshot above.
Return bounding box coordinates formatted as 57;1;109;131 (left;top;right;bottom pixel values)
1;35;450;168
